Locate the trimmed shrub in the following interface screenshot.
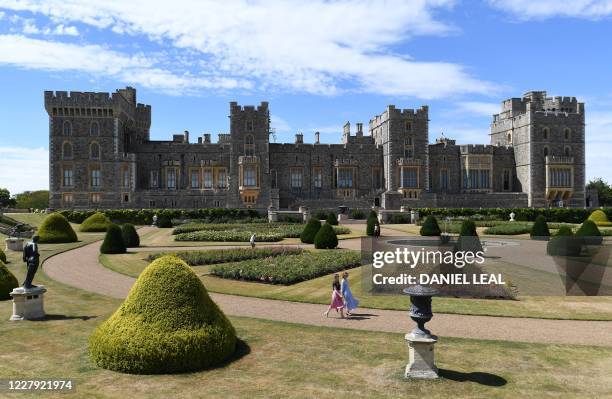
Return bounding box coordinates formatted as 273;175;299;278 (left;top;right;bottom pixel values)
350;209;366;219
100;224;127;254
121;224;140;248
314;223;338;249
575;220;603;245
38;213;77;243
148;247;303;265
89;256;236;374
484;223;532;235
0;248;6;264
547;226;582;256
588;210;612;227
300;218;322;244
326;212;338;226
0;262;19;300
313;209;328;220
176;231;283;242
390;214;410;224
80;212;111;232
530;215;550;239
455;220;483;253
366;213;378;236
156;216;173;228
420;215;441;236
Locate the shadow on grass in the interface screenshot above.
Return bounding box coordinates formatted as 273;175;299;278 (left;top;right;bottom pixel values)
438;369;507;386
205;338;251;371
32;314;98;321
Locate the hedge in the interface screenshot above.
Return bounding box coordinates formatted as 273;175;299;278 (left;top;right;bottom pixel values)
176;230;284;242
0;262;19;300
420;216;441;236
484;223;532;235
156;216;172;228
314;223;338;249
326;212;338;226
530;215;551;239
350;209;366;219
89;256;236;374
59;208;261;225
412;207;612;224
366;211;378;236
100;224;127;254
210;250;361;284
38;213;77;243
300;218;322;244
80;212;111;232
148;247;303;265
173;223;350;242
121;224;140;248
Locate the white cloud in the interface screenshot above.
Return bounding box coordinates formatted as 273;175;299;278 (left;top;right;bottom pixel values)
0;0;498;98
0;146;49;193
455;101;499;117
488;0;612;20
270;115;291;134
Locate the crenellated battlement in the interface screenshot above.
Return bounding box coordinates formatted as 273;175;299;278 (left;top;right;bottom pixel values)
229;101;269;114
369;104;428;127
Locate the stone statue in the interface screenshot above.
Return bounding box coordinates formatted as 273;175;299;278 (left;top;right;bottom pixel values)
21;235;40;289
152;214;158;227
509;212;516;222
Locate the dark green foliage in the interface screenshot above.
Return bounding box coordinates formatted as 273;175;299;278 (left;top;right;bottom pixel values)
121;224;140;248
173;223;349;242
455;220;483;252
100;224;126;254
547;226;582;256
326;212;338;226
314;223;338;249
38;213;77;243
59;208;261;225
0;187;15;207
89;256;236;374
586;178;612;206
530;215;551;239
350;209;366;219
210;251;360;284
484;223;532;235
313;209;328;220
0;262;18;300
148;247;303;265
587;210;612;227
366;213;378;236
390;214;410;224
575;220;603;245
156;216;172;228
0;248;6;264
420;215;441;236
300;218;322;244
13;190;49;210
80;212;111;232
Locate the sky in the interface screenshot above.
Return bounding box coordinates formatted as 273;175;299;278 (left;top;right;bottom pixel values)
0;0;611;194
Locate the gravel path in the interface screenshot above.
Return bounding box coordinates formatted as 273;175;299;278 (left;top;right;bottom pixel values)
42;227;612;346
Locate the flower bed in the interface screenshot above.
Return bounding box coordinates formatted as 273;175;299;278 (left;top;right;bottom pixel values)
172;223;350;242
148;247;303;265
210;250;362;284
175;230;284;242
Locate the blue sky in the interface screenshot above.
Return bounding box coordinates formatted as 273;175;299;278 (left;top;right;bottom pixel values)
0;0;611;193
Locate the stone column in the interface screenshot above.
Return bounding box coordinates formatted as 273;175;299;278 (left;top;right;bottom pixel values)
405;333;438;379
9;286;47;321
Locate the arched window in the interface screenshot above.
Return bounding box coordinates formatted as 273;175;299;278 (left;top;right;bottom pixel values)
564;146;571;157
63;121;72;136
542;127;549;140
90;121;100;136
90;142;100;159
543;146;549;157
564;128;571;140
245;134;255;156
507;132;512;144
62;142;73;159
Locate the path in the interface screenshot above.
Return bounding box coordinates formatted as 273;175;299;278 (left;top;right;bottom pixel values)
43;227;612;347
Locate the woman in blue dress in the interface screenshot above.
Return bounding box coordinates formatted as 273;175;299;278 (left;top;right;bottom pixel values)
341;271;359;316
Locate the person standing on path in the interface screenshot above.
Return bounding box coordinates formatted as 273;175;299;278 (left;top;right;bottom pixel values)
250;233;256;249
323;274;345;318
341;271;359;316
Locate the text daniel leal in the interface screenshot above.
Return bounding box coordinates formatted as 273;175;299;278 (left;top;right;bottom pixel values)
372;273;506;285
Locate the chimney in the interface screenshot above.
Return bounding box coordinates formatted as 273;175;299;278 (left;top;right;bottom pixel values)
184;130;189;143
295;132;303;144
356;123;363;136
203;133;211;143
315;131;320;144
198;137;202;144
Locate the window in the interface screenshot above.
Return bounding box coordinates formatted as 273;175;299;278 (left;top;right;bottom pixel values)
313;168;322;188
243;166;256;187
507;132;512;144
564;146;571;157
62;193;73;204
167;168;176;189
440;169;449;190
479;169;490;188
122;193;130;203
122;168;130;188
290;168;303;189
404;138;414;158
245;134;255;156
503;169;511;191
150;170;159;188
217;168;227;188
542;127;549;140
62;142;73;159
463;169;490;189
63;121;72;136
337;168;354;188
543;146;549;157
246;120;253;131
204;169;214;188
405;121;412;131
90;142;100;159
564;128;571;140
91;169;101;188
91;193;101;204
401;167;418;188
90;122;100;136
149;200;156;207
191;170;201;189
550;168;571;187
372;168;383;190
63;168;73;187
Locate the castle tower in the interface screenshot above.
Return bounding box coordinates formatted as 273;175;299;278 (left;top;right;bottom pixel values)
490;91;585;207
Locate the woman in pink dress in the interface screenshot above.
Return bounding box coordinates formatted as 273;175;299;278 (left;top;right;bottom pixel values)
323;274;345;318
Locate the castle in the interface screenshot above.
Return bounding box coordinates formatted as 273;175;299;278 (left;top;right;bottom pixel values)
46;87;585;210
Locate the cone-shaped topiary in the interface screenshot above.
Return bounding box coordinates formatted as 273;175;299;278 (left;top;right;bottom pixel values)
420;215;441;236
300;218;322;244
366;211;378;236
38;213;77;243
100;224;126;254
326;212;338;226
0;248;6;264
157;216;173;228
547;226;582;256
314;223;338;249
121;224;140;248
587;210;611;226
80;212;111;232
454;220;483;252
530;215;550;240
0;262;18;300
89;256;236;374
575;220;603;245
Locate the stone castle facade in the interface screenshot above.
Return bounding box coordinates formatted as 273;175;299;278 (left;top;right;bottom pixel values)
46;87;585;210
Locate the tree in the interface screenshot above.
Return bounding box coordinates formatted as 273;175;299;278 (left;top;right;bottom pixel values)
14;190;49;209
0;188;16;208
586;178;612;206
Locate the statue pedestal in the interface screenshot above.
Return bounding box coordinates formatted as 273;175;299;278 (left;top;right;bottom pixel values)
5;238;24;252
405;333;438;379
9;286;47;321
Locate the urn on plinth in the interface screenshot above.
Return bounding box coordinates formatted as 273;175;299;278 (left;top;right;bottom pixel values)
402;285;439;379
9;286;47;321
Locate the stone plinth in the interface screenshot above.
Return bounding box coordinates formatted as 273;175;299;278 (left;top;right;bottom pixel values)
405;333;438;379
9;286;47;321
5;238;24;252
337;213;349;222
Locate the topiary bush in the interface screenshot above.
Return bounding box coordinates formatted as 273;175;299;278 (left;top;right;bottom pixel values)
420;215;441;236
300;218;322;244
350;209;366;219
454;220;483;253
80;212;111;232
326;212;338;226
121;224;140;248
37;213;77;243
100;224;126;254
314;223;338;249
0;248;6;264
587;210;612;227
547;226;582;256
366;211;378;236
0;262;19;300
575;220;603;245
89;256;236;374
157;216;173;228
530;215;550;240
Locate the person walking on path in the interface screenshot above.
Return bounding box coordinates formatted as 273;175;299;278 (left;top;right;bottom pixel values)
341;271;359;316
323;274;345;318
373;222;380;237
250;233;256;249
